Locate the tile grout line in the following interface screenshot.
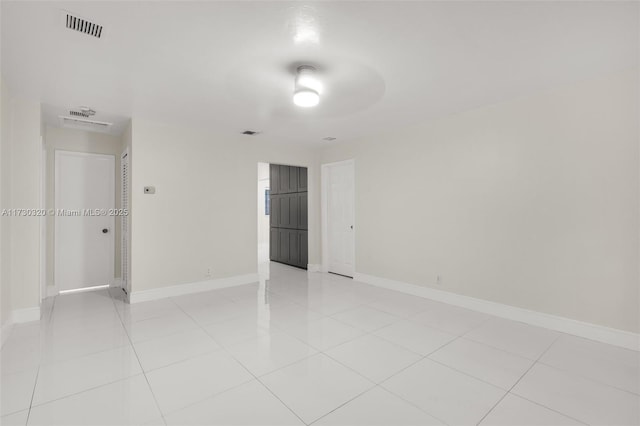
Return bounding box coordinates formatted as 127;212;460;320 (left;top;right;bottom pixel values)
12;296;140;415
123;283;269;420
330;312;495;425
475;334;565;426
306;383;378;426
27;373;148;411
197;282;491;425
533;358;640;397
160;376;258;420
506;393;589;425
372;332;472;426
108;290;168;426
23;365;40;425
436;318;638;399
22;294;59;425
172;295;310;426
307;320;471;426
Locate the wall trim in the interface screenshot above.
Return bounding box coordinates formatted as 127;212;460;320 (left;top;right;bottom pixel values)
11;307;41;324
354;272;639;351
1;321;14;347
307;264;321;272
129;273;260;304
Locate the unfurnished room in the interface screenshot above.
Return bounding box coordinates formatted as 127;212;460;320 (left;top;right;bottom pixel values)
0;1;638;425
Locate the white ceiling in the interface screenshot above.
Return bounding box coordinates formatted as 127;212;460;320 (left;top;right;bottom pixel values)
2;1;638;143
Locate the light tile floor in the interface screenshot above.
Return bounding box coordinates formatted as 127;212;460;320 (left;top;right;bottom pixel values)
1;262;638;425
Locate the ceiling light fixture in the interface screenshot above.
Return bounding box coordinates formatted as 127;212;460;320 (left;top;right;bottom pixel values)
293;65;320;108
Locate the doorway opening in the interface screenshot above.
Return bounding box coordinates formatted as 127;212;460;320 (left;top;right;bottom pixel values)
257;162;309;278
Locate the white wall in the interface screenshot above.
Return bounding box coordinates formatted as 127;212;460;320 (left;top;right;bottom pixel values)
320;69;639;333
44;126;124;293
1;79;12;328
0;94;42;319
129;119;320;295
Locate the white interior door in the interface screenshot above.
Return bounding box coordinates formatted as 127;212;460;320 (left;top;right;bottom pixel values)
326;161;355;277
55;151;115;291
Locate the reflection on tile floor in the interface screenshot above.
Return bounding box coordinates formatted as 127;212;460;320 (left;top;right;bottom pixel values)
1;262;638;425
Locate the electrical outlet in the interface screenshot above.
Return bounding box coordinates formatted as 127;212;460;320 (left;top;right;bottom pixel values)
436;275;443;286
205;267;212;278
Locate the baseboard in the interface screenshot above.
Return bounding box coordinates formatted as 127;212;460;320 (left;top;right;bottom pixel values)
1;320;14;347
129;273;260;304
11;307;41;324
354;272;640;351
307;264;321;272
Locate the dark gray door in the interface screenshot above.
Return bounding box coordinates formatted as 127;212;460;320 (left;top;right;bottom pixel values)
288;166;299;193
270;165;280;194
288;230;300;266
298;168;307;192
270;228;279;260
298;193;307;230
270;194;280;227
279;165;290;193
278;228;290;263
299;231;308;268
269;164;308;268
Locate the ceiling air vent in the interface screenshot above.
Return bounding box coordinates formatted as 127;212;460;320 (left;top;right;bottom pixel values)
65;13;103;38
69;110;90;118
59;116;113;131
69;107;96;118
242;130;260;136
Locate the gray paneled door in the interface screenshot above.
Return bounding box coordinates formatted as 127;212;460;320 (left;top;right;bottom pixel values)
269;164;308;269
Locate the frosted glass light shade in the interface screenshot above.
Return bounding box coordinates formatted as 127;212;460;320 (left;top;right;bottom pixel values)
293;88;320;107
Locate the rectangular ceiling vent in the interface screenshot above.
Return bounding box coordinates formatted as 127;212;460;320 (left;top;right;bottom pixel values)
65;13;103;38
59;116;113;131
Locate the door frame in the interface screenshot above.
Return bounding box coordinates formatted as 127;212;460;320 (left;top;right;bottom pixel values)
321;159;355;275
39;139;47;302
261;161;311;269
54;150;116;293
121;148;130;296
